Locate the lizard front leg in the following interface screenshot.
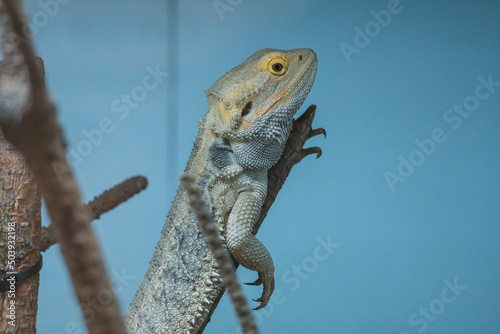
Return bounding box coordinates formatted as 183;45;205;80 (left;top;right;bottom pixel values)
225;172;274;310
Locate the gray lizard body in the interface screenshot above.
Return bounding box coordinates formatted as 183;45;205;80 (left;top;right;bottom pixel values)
125;48;317;333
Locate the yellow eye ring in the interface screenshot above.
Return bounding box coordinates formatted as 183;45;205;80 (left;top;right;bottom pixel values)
267;58;287;76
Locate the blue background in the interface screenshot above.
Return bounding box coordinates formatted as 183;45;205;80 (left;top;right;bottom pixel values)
16;0;500;333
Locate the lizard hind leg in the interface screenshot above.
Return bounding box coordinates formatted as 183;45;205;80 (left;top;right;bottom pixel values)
226;231;275;310
225;171;274;309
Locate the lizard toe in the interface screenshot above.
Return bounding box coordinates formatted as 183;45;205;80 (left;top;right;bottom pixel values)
245;277;263;286
252;302;267;311
299;147;322;161
251;271;275;310
308;127;326;139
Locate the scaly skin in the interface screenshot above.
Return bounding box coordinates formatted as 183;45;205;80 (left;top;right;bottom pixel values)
125;48;317;333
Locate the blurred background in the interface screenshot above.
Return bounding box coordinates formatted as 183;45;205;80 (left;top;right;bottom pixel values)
19;0;500;333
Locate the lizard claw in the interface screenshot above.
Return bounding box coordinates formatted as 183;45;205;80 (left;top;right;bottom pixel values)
245;278;263;286
252;296;266;310
252;296;269;310
299;147;322;162
249;272;275;310
308;127;326;139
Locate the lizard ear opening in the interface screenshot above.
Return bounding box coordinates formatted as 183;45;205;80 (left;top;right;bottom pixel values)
242;101;252;117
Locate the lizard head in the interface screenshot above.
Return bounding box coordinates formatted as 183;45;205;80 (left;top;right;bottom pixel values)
206;48;317;169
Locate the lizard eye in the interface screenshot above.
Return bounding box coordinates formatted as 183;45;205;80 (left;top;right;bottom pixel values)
242;101;252;117
267;58;287;76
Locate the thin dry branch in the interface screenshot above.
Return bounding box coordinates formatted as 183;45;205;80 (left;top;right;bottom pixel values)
40;175;148;252
181;174;259;334
86;175;148;221
0;1;128;333
197;104;324;332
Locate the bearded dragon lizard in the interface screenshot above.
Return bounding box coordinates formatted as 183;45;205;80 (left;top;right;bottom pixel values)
125;48;318;333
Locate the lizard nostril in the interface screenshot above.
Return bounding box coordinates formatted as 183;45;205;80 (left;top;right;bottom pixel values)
298;55;303;61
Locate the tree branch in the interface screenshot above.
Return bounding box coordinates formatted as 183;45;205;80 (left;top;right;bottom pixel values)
0;0;43;112
0;131;42;334
40;176;148;252
181;174;259;334
0;1;129;333
86;175;148;221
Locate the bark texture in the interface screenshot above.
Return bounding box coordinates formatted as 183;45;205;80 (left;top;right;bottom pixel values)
0;131;41;333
